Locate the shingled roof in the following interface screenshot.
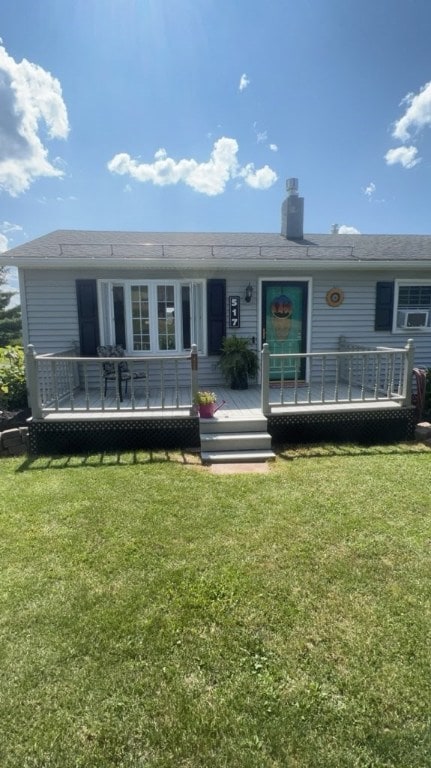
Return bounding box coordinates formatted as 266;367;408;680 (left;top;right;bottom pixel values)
2;229;431;267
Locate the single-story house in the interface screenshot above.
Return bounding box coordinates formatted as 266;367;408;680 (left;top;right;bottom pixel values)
1;178;427;456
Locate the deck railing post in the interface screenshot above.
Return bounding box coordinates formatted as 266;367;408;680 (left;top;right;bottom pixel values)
71;340;80;388
261;343;270;416
26;344;43;419
190;344;198;405
402;338;415;407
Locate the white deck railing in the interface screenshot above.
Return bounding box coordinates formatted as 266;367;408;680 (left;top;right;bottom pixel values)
34;346;80;408
26;344;199;418
26;339;415;420
260;339;414;415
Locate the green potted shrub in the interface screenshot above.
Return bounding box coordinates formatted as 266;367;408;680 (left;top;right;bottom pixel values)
217;336;259;390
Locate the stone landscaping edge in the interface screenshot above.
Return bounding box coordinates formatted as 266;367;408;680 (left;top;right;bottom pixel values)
0;426;29;457
414;421;431;446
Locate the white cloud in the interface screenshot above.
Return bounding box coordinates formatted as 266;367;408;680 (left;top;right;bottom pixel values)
0;43;69;196
384;145;420;169
239;73;250;91
0;220;26;257
1;264;20;306
0;233;8;252
338;225;361;235
363;181;376;198
0;220;22;251
362;182;385;204
0;217;22;303
0;220;23;233
392;81;431;141
107;137;278;196
253;122;277;151
239;163;278;190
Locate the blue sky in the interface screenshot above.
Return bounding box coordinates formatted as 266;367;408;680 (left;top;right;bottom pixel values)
1;0;431;287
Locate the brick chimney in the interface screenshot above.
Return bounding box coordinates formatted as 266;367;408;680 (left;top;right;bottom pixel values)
281;177;304;239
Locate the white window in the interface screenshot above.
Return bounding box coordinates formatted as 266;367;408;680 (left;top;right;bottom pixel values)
395;281;431;331
99;280;205;353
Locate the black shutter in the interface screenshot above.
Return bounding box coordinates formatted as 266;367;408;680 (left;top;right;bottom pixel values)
375;281;394;331
207;279;226;355
113;286;126;348
181;286;191;350
76;279;100;355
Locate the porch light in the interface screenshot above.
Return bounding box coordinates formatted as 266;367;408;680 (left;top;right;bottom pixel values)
245;282;253;303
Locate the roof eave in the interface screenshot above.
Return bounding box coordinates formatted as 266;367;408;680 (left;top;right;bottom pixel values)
1;256;431;270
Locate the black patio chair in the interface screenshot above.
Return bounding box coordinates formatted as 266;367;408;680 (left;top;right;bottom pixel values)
97;345;146;402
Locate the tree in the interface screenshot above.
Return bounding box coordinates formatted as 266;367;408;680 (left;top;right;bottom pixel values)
0;267;22;346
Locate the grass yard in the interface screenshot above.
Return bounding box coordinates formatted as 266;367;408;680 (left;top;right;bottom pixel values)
0;444;430;768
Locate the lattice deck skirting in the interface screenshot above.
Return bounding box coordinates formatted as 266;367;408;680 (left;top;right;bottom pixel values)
28;407;416;455
29;418;201;455
268;407;416;445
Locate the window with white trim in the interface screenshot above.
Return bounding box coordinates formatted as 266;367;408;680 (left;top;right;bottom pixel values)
99;280;205;353
395;281;431;331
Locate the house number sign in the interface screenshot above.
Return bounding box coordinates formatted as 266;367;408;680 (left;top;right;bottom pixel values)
229;295;241;328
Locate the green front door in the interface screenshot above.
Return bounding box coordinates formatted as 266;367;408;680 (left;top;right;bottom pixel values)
262;281;308;381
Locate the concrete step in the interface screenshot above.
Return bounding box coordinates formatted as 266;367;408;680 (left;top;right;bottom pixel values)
199;416;268;434
200;431;272;452
199;413;274;464
201;449;275;464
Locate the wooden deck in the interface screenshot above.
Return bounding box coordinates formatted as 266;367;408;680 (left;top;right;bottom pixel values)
27;341;416;453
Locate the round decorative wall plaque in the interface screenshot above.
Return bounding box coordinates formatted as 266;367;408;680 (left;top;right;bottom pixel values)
326;288;344;307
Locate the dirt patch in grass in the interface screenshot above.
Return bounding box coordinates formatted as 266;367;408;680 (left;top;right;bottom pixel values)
210;461;270;474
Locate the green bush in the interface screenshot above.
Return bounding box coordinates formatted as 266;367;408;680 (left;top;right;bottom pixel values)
0;346;28;410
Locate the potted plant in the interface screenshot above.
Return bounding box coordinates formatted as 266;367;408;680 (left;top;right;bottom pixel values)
193;390;218;418
217;336;259;390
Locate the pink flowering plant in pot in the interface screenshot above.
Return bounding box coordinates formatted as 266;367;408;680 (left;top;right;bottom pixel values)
193;391;217;405
193;390;217;418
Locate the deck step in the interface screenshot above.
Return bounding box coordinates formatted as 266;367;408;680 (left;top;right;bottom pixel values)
200;431;272;452
199;412;274;464
199;416;268;434
201;449;275;464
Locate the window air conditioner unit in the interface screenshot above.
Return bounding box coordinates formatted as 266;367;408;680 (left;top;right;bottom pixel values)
399;309;429;329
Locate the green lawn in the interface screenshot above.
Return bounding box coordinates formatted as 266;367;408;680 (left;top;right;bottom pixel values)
0;445;430;768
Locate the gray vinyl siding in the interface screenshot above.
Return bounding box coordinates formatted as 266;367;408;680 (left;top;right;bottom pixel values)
310;269;431;368
20;266;431;384
311;271;377;351
22;269;79;353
